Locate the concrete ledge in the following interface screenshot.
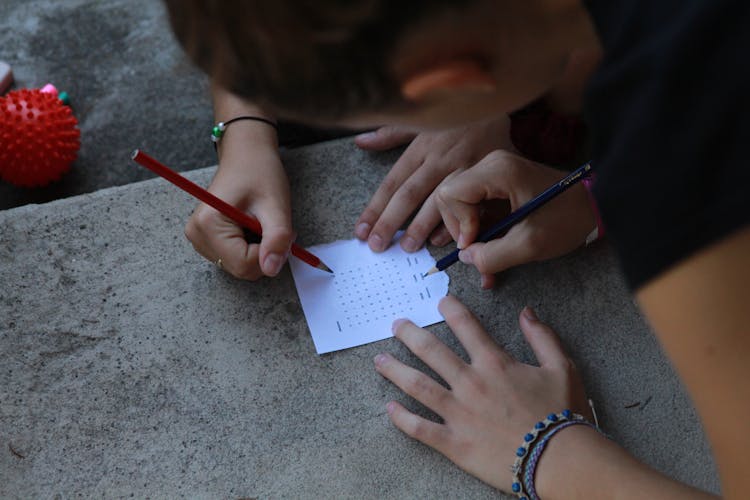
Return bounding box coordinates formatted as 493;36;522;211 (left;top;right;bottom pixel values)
0;139;718;497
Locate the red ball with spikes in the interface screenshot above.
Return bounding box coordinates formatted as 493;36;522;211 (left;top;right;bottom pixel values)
0;88;80;187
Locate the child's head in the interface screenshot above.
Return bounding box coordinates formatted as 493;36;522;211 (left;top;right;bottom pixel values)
165;0;590;129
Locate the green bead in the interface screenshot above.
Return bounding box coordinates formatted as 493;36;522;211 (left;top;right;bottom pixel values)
58;91;70;106
212;125;223;139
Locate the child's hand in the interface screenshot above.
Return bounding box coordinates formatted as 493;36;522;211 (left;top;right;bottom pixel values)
184;147;294;280
374;296;592;492
353;115;515;253
436;151;596;288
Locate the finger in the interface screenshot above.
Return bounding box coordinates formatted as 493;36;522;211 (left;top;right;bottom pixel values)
222;241;264;281
391;319;467;386
185;206;264;281
438;296;512;366
457;226;534;275
436;185;482;249
375;351;452;413
355;154;423;247
449;150;515;202
369;156;454;252
385;401;451;455
428;224;453;247
251;198;295;277
519;307;570;369
435;191;461;244
354;126;417;151
480;273;496;290
400;193;443;252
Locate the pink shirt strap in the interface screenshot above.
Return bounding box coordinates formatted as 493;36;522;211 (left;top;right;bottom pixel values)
582;174;605;245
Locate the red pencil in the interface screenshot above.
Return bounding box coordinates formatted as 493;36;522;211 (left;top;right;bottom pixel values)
131;149;333;274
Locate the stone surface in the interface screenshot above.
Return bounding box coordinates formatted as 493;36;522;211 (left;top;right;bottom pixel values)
0;0;214;209
0;139;719;498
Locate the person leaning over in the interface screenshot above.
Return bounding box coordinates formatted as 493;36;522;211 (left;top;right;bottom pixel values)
165;1;749;498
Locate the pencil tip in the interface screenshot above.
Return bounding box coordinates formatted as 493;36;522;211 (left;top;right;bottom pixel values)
423;267;438;277
318;262;334;274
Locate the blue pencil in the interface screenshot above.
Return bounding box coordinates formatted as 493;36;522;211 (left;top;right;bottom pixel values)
424;162;593;276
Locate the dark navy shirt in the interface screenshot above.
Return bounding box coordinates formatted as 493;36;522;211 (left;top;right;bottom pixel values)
583;0;750;289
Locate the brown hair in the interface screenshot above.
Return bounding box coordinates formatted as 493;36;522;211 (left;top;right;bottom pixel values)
164;0;470;121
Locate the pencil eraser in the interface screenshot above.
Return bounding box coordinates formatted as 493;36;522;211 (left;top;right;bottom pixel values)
0;61;13;95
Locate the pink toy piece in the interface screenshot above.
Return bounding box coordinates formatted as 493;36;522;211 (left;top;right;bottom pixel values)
40;83;59;96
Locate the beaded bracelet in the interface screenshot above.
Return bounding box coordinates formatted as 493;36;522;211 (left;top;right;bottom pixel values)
211;116;279;151
510;409;584;499
522;419;599;500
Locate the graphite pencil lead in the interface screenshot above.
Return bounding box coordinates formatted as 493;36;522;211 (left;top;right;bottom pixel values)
317;261;334;274
423;267;438;277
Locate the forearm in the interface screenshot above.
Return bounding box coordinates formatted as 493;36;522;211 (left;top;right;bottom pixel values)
637;228;750;498
205;82;289;213
535;425;716;500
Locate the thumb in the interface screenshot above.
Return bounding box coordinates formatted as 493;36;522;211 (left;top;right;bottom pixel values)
253;199;295;277
354;126;418;151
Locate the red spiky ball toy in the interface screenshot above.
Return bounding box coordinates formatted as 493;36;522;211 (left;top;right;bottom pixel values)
0;87;80;187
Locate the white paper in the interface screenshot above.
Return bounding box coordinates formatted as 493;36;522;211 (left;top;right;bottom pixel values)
289;233;450;354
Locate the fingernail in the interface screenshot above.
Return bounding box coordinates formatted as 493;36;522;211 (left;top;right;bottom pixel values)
374;353;388;367
391;318;407;333
264;253;284;276
369;233;385;252
356;131;377;141
355;222;371;240
523;307;538;322
458;250;473;264
401;235;418;252
386;401;396;414
457;233;466;249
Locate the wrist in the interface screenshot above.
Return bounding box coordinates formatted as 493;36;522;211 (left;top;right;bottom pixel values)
214;118;279;154
533;424;713;500
510;410;604;500
213;145;285;193
210;83;279;152
534;424;613;499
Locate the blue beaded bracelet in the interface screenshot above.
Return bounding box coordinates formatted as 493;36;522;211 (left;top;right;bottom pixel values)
509;409;586;500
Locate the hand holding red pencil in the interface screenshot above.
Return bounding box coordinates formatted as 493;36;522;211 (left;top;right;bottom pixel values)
185;147;294;279
132;150;332;277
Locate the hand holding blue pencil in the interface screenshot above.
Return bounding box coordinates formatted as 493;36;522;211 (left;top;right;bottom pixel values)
424;162;593;276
